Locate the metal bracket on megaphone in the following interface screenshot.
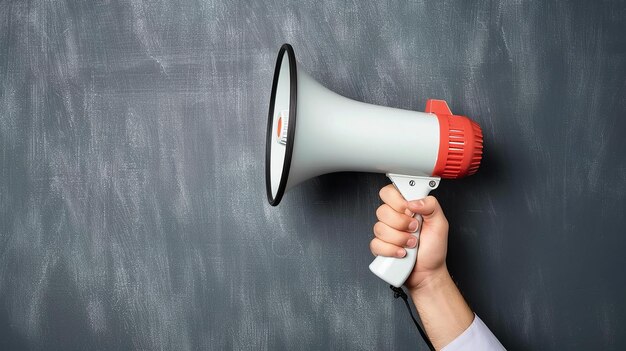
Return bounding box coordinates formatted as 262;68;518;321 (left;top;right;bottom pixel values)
369;174;440;288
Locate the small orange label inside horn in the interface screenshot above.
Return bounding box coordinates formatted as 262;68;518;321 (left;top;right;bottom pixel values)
277;117;283;138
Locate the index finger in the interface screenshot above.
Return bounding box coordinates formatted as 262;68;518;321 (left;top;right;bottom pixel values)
379;184;409;214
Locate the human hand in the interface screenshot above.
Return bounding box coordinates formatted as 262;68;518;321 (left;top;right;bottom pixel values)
369;184;450;292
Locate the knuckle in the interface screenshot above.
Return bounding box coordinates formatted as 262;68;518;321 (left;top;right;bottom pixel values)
375;205;385;220
379;184;396;201
378;186;389;200
373;221;384;236
369;239;381;254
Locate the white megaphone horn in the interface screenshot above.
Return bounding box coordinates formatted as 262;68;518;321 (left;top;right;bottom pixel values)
265;44;483;288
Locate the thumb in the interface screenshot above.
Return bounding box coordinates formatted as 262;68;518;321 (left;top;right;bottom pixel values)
407;196;448;228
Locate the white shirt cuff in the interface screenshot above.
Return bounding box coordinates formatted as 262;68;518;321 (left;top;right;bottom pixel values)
441;314;505;351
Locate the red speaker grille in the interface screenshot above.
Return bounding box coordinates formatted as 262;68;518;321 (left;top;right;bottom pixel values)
429;102;483;179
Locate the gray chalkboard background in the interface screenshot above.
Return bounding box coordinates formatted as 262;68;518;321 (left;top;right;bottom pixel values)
2;1;626;350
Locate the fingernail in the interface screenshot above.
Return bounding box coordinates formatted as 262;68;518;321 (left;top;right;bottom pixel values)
396;249;406;258
406;237;417;248
408;221;418;232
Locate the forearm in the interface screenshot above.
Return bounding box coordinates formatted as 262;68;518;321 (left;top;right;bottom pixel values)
409;268;474;350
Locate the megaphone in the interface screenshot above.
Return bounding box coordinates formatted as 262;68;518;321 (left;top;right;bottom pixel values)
266;44;483;288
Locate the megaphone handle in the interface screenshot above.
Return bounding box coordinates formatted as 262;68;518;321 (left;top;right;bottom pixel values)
369;174;440;288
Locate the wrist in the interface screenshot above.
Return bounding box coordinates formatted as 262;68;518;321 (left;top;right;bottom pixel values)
407;267;475;349
408;267;452;296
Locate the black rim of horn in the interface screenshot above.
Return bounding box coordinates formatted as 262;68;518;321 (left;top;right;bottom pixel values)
265;43;297;206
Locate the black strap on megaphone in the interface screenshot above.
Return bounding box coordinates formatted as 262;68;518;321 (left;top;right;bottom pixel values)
390;285;435;351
